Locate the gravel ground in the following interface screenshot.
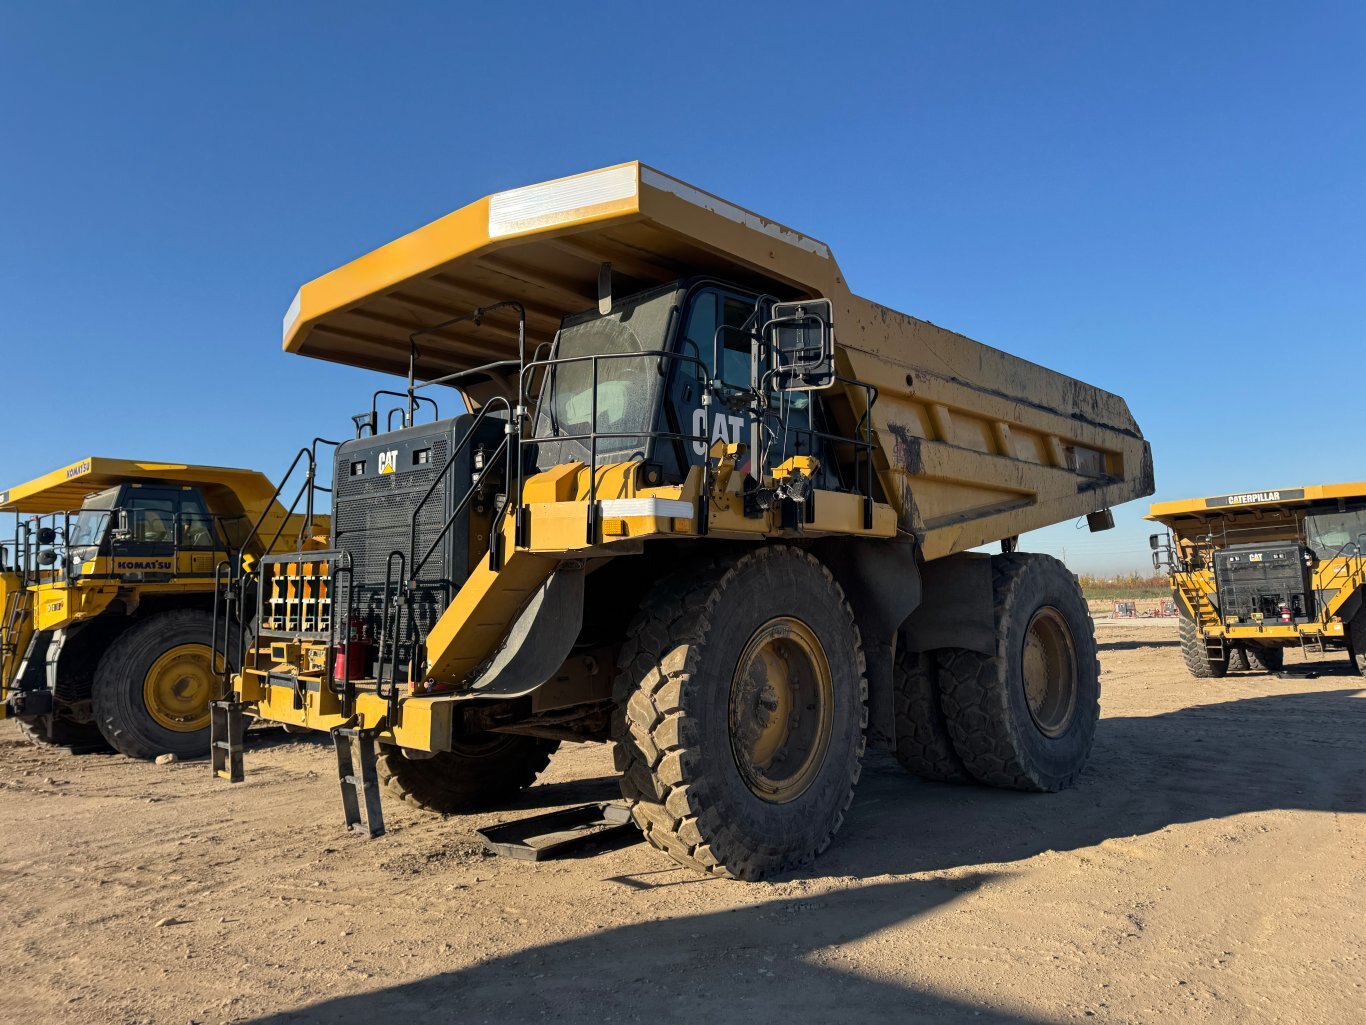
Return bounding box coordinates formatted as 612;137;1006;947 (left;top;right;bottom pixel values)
0;618;1361;1024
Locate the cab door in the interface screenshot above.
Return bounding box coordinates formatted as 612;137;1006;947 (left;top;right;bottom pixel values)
110;487;180;582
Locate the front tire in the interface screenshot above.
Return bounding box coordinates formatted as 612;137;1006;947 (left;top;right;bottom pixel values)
92;610;223;760
937;553;1099;792
377;734;559;813
1180;617;1227;679
1246;646;1284;673
612;546;867;879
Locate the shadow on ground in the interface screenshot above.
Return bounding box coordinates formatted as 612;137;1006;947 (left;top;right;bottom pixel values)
245;684;1364;1025
1096;638;1180;651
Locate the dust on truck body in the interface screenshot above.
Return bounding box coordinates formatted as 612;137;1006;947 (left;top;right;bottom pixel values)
219;162;1154;878
1147;484;1366;678
0;458;325;758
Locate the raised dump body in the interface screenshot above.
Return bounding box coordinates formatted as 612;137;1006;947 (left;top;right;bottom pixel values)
1147;483;1366;677
1;457;326;758
222;163;1154;878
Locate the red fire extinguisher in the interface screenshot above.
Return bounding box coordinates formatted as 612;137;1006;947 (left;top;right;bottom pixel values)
1279;604;1292;624
333;616;373;681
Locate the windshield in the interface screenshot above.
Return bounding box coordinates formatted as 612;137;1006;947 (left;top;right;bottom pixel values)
532;284;683;466
68;487;119;548
1305;507;1366;558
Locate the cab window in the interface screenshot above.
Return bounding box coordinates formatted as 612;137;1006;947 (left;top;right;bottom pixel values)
125;491;177;543
178;491;219;549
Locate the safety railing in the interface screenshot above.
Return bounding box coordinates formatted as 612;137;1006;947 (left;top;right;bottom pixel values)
211;438;338;698
522;348;712;545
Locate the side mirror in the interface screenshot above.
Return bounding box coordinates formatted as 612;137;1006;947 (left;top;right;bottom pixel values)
1149;533;1161;550
38;549;58;566
111;509;132;542
36;526;57;546
763;298;836;391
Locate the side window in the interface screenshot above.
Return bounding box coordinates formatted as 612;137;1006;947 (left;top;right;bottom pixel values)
125;491;177;543
678;288;756;462
178;490;219;549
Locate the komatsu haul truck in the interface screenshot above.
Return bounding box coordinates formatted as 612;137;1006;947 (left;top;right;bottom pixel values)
214;163;1155;878
1;458;325;758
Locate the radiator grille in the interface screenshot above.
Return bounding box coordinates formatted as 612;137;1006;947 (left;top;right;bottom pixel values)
333;436;452;673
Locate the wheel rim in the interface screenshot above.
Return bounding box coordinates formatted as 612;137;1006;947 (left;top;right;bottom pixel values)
142;643;215;733
1021;607;1078;738
728;617;835;804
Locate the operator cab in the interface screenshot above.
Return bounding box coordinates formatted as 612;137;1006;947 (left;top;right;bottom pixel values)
50;484;225;581
530;278;854;493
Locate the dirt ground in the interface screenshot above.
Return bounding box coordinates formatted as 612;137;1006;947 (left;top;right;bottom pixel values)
1;619;1361;1025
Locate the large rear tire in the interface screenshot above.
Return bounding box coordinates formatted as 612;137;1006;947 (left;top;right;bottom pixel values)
892;644;971;783
17;716;108;752
612;546;867;879
1179;616;1227;679
92;610;222;760
937;553;1099;792
377;734;559;814
1351;614;1366;677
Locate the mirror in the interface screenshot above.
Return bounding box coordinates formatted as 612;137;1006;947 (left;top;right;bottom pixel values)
1149;533;1161;550
763;298;835;391
38;549;58;566
36;526;57;546
111;509;132;542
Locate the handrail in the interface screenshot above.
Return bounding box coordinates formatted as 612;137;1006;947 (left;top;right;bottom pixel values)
522;348;711;544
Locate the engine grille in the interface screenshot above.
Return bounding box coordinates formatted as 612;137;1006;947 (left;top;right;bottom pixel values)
332;435;453;674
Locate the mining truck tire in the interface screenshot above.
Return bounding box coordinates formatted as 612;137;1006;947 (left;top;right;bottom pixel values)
1179;616;1227;679
937;553;1099;792
892;645;971;783
17;716;108;752
92;610;223;760
377;734;559;814
1226;647;1250;672
1351;615;1366;676
1246;646;1284;673
611;545;867;880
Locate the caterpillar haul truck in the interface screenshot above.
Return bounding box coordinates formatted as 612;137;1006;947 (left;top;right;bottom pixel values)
216;162;1154;878
1147;484;1366;678
0;458;327;759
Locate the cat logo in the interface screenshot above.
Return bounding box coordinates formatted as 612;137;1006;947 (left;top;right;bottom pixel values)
378;450;398;475
1249;553;1263;562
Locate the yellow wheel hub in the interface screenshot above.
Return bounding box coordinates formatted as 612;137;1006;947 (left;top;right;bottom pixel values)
142;643;215;733
728;617;835;804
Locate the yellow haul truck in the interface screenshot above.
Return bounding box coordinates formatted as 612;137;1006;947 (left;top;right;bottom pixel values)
0;458;326;758
215;162;1154;878
1147;484;1366;678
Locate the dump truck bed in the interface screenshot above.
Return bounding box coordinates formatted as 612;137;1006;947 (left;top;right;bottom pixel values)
281;162;1152;559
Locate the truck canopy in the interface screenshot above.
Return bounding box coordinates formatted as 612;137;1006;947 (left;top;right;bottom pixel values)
281;162;1153;559
1148;482;1366;552
0;458;282;515
1148;482;1366;528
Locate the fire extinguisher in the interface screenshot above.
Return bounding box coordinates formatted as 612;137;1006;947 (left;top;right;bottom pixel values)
1279;604;1292;624
334;615;373;680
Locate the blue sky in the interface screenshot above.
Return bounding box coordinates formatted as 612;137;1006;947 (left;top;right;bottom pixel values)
2;2;1362;573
